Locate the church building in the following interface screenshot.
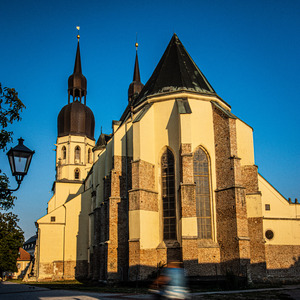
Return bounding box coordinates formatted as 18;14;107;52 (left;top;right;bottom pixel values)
35;34;300;283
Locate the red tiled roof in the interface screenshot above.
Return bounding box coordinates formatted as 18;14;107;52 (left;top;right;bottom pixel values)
17;248;31;261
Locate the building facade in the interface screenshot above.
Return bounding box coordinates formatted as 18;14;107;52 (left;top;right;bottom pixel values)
35;34;300;283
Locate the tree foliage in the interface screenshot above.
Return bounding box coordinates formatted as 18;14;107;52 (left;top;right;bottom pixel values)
0;212;24;274
0;83;25;275
0;82;25;210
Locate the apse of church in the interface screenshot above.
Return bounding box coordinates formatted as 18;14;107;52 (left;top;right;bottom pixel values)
35;34;300;283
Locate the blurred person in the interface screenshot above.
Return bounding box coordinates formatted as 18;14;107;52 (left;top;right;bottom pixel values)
150;261;190;299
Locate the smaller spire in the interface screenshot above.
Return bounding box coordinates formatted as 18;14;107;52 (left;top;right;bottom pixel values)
128;39;144;103
68;27;87;104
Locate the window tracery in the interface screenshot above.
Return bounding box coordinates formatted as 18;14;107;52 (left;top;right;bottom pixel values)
161;148;176;240
193;147;212;239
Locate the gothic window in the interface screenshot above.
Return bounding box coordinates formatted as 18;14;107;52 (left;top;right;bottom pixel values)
161;148;176;240
193;147;212;239
75;168;80;180
62;146;66;160
88;148;92;163
75;146;81;163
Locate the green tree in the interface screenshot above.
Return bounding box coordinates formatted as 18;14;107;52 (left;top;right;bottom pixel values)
0;83;25;276
0;82;25;209
0;212;24;275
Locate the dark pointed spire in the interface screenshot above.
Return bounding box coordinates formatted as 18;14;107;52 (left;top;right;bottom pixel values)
68;30;87;104
132;33;216;107
73;42;82;74
128;42;144;103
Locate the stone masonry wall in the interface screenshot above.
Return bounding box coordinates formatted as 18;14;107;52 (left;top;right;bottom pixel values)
128;159;159;281
242;164;267;280
180;144;197;273
212;104;250;277
265;245;300;281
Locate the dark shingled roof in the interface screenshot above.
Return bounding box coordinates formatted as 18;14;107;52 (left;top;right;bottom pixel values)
132;33;216;107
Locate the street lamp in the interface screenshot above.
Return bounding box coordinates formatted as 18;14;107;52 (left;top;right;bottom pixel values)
5;138;35;191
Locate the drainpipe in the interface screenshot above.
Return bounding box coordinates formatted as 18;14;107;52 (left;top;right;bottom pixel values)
125;121;129;281
62;204;66;279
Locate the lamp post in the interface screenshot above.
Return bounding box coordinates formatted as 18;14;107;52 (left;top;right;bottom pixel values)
4;138;35;192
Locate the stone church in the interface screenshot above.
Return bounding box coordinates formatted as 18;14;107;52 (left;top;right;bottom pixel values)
35;34;300;283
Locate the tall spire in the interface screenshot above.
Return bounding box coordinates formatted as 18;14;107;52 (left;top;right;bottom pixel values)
68;27;87;104
128;41;144;103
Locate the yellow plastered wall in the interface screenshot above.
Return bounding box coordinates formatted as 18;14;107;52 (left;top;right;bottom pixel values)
263;219;300;245
64;192;90;261
259;174;300;245
129;210;160;249
259;175;298;218
188;98;218;241
47;182;82;211
113;121;133;157
38;224;64;265
133;106;155;163
246;194;263;218
129;95;220;247
236;119;255;165
105;138;113;176
95;150;106;206
38;190;90;275
56;135;95;181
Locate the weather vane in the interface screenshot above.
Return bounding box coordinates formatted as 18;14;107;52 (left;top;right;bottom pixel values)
76;26;80;41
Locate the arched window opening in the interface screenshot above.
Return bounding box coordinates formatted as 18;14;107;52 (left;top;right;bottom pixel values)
74;168;80;180
161;148;176;240
88;148;92;163
75;146;81;163
194;147;212;239
62;146;66;160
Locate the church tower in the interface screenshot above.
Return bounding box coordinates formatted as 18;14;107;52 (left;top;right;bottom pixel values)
56;34;95;182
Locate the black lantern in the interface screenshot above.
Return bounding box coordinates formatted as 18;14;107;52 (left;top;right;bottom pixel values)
6;138;35;190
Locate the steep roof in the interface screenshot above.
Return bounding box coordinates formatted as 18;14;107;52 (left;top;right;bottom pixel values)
132;33;216;107
17;248;31;261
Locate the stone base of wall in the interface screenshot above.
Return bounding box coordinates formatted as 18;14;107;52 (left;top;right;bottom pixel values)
37;260;88;281
265;245;300;281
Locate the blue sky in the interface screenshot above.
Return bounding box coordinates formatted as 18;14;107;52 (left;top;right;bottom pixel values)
0;0;299;240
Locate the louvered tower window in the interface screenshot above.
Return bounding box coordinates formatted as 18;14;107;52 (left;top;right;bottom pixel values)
193;147;212;239
62;146;66;160
74;168;80;180
75;146;81;163
88;148;92;163
161;148;176;240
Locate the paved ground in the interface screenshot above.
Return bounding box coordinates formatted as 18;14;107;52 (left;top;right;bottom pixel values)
1;281;300;299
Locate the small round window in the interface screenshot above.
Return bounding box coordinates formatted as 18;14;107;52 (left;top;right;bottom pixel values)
265;230;274;240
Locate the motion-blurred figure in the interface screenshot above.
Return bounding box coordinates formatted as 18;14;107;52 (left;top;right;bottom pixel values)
150;261;190;299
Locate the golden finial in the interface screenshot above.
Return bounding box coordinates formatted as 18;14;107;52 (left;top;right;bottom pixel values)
135;32;138;50
76;26;80;41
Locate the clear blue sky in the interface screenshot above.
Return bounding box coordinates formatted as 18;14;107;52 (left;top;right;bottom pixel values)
0;0;299;240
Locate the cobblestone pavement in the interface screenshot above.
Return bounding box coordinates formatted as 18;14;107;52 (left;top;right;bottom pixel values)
1;281;300;300
191;286;300;299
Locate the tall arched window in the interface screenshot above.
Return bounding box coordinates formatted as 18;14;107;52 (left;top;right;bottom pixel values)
74;168;80;180
193;147;212;239
62;146;66;160
88;148;92;163
161;148;176;240
75;146;81;163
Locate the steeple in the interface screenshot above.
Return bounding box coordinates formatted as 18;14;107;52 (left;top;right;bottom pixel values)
128;42;144;103
132;33;216;107
58;29;95;140
68;31;87;105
